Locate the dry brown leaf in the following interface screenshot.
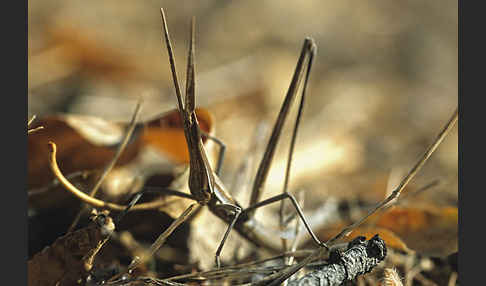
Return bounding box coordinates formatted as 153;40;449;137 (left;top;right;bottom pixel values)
28;210;114;286
99;108;216;202
28;115;142;190
28;108;215;212
315;222;411;254
314;204;457;257
371;205;458;257
347;227;412;253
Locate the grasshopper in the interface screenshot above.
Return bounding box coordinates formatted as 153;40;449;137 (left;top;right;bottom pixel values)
48;9;458;277
152;9;328;268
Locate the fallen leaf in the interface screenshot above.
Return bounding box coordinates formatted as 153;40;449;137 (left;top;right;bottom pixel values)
28;210;115;286
314;204;457;257
28;108;215;212
28;114;141;190
347;227;412;253
371;205;458;257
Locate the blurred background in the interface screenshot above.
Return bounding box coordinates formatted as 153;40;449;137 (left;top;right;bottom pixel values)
28;2;458;283
28;0;457;262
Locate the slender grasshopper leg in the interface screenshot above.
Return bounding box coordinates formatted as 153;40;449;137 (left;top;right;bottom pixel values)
211;38;327;267
201;130;226;176
278;37;314;230
126;203;198;273
242;38;327;249
214;204;242;268
161;9;328;267
242;193;327;249
248;38;315;219
51;11;327;266
114;186;197;224
259;108;459;286
68;98;143;232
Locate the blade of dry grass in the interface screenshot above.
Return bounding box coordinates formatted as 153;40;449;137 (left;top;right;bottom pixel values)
67;97;143;232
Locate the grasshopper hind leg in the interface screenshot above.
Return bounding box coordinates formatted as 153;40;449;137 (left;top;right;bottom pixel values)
201;130;226;177
213;203;242;268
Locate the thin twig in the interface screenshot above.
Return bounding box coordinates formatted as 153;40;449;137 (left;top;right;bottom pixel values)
28;114;37;127
166;249;316;282
48;142;192;212
68;97;144;232
28;170;92;197
28;114;44;134
397;179;440;202
250;247;327;286
325;108;458;245
364;179;440;229
107;277;186;286
287;191;305;266
107;204;197;282
447;272;457;286
250;107;458;285
282;191;305;286
28;126;44;134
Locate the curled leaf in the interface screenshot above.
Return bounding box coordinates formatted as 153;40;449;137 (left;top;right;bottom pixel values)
28;114;142;189
28;108;215;213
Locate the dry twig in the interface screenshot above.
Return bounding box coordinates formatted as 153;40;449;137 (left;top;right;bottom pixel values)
249;107;458;285
48;141;187;212
326;108;458;245
286;235;387;286
68;97;144;232
28;114;44;134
